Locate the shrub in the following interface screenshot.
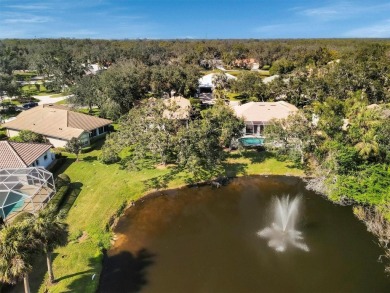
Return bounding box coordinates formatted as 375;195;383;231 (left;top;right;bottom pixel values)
10;130;47;143
56;173;70;188
50;174;71;210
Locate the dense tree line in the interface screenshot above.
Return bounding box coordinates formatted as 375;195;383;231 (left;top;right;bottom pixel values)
1;38;390;269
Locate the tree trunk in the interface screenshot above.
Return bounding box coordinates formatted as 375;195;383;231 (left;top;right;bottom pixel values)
47;252;55;284
23;274;31;293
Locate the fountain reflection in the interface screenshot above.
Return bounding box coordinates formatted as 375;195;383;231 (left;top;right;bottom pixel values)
258;195;309;252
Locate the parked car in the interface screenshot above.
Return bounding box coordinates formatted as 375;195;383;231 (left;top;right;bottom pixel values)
22;102;39;109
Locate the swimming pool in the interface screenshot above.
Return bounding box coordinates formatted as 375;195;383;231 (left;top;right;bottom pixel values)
238;136;265;147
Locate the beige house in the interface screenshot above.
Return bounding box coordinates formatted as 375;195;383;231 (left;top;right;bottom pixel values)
232;101;298;136
2;104;112;147
0;141;54;169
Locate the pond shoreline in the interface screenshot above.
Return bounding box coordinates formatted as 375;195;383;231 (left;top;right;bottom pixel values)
99;175;390;293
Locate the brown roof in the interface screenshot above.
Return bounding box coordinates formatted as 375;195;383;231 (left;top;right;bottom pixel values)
2;104;112;140
232;101;298;123
0;141;52;168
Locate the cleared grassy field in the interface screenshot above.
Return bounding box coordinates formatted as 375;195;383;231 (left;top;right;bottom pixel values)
14;146;303;292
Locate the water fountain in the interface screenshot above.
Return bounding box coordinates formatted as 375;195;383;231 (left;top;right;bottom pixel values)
257;195;309;252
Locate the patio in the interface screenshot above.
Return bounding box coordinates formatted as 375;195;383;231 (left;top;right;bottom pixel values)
0;167;56;222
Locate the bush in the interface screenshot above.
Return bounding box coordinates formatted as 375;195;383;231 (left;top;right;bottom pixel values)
56;173;70;188
9;130;47;143
51;174;71;210
11;211;32;224
49;157;66;174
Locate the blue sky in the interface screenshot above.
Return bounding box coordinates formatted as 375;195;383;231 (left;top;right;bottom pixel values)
1;0;390;39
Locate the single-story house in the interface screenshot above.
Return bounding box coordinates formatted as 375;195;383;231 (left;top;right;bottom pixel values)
2;104;112;147
163;96;191;121
0;141;54;169
198;72;237;93
232;101;298;136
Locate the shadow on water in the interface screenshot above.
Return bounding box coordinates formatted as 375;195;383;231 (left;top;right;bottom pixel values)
98;249;155;293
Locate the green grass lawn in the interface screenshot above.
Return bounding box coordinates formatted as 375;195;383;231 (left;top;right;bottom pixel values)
21;84;48;94
12;146;303;293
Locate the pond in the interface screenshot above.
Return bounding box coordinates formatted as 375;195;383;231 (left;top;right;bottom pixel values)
99;176;390;293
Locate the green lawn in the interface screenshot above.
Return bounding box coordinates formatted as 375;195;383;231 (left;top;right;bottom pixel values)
14;146;303;292
21;84;48;94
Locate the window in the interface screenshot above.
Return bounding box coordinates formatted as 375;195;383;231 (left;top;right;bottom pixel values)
90;129;97;137
35;159;39;165
98;127;104;134
44;153;48;160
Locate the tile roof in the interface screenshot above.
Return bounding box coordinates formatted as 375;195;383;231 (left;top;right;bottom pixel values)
232;101;298;123
0;141;52;168
2;104;112;140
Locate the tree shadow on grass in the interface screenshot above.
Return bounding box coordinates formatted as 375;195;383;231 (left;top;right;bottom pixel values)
82;155;98;162
143;168;181;190
223;162;248;177
59;182;83;214
241;150;273;164
2;253;61;293
98;249;155;293
50;254;102;293
52;157;76;177
55;269;95;282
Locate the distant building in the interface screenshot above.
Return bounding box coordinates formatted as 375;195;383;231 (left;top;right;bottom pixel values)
0;141;54;169
2;104;112;147
231;101;298;136
198;73;237;104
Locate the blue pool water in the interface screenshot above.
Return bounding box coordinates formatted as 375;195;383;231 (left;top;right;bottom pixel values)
238;137;264;147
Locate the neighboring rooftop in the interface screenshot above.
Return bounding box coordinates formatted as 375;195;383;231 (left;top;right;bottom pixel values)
0;141;52;168
2;104;112;140
198;72;237;88
163;96;191;120
232;101;298;123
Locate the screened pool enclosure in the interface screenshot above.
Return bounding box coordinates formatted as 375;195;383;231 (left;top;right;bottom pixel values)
0;167;56;222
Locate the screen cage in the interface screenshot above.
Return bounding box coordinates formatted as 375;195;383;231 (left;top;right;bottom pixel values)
0;167;56;222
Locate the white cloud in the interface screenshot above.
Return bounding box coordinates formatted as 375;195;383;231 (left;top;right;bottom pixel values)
3;16;52;24
6;4;50;10
344;19;390;37
297;1;390;21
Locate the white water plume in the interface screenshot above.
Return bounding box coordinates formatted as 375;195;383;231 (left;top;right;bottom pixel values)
258;195;309;252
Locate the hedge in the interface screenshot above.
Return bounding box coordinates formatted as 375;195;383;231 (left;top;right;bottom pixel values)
50;174;71;210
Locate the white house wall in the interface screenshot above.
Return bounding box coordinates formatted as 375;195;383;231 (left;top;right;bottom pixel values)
46;137;68;148
30;150;55;169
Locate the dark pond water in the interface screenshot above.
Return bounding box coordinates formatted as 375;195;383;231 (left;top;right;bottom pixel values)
99;176;390;293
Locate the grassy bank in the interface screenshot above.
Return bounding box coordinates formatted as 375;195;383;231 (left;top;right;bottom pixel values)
19;147;303;292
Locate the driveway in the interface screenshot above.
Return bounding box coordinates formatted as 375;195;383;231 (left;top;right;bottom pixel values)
33;94;71;105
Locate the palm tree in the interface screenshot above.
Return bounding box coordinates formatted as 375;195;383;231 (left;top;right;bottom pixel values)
27;205;68;284
0;223;35;293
